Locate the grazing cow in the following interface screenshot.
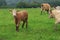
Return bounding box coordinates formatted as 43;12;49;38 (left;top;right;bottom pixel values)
41;3;51;15
49;9;60;29
9;9;28;32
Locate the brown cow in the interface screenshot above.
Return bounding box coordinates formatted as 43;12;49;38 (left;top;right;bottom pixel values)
9;9;28;32
41;3;51;15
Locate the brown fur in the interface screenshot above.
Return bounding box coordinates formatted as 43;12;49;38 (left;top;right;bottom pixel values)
41;3;51;14
10;9;28;32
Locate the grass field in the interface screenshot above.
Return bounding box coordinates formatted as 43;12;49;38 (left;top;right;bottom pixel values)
0;8;60;40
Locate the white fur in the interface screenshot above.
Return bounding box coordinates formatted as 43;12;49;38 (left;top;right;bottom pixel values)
56;6;60;10
16;24;18;26
12;9;16;16
51;9;60;24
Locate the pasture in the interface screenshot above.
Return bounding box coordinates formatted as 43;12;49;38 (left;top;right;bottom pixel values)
0;8;60;40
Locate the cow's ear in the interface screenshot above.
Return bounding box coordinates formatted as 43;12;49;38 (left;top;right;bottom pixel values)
9;9;12;12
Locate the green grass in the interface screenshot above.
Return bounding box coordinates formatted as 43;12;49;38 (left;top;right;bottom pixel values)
0;8;60;40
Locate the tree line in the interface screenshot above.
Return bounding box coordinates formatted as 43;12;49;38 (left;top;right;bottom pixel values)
0;0;60;8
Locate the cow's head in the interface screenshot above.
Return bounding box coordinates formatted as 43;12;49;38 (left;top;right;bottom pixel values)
9;9;17;16
49;10;54;18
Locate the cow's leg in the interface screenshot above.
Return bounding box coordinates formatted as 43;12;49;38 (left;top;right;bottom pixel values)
22;21;25;28
26;20;28;29
43;9;46;14
15;24;18;32
53;21;58;31
15;18;20;32
46;10;49;14
16;21;20;31
41;9;43;15
14;17;18;32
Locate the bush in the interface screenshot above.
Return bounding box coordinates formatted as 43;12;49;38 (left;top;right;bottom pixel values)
16;2;40;8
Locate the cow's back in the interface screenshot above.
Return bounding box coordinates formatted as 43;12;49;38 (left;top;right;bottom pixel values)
16;10;28;21
41;3;50;10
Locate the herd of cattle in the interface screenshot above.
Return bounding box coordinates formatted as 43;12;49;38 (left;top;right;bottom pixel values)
9;3;60;32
